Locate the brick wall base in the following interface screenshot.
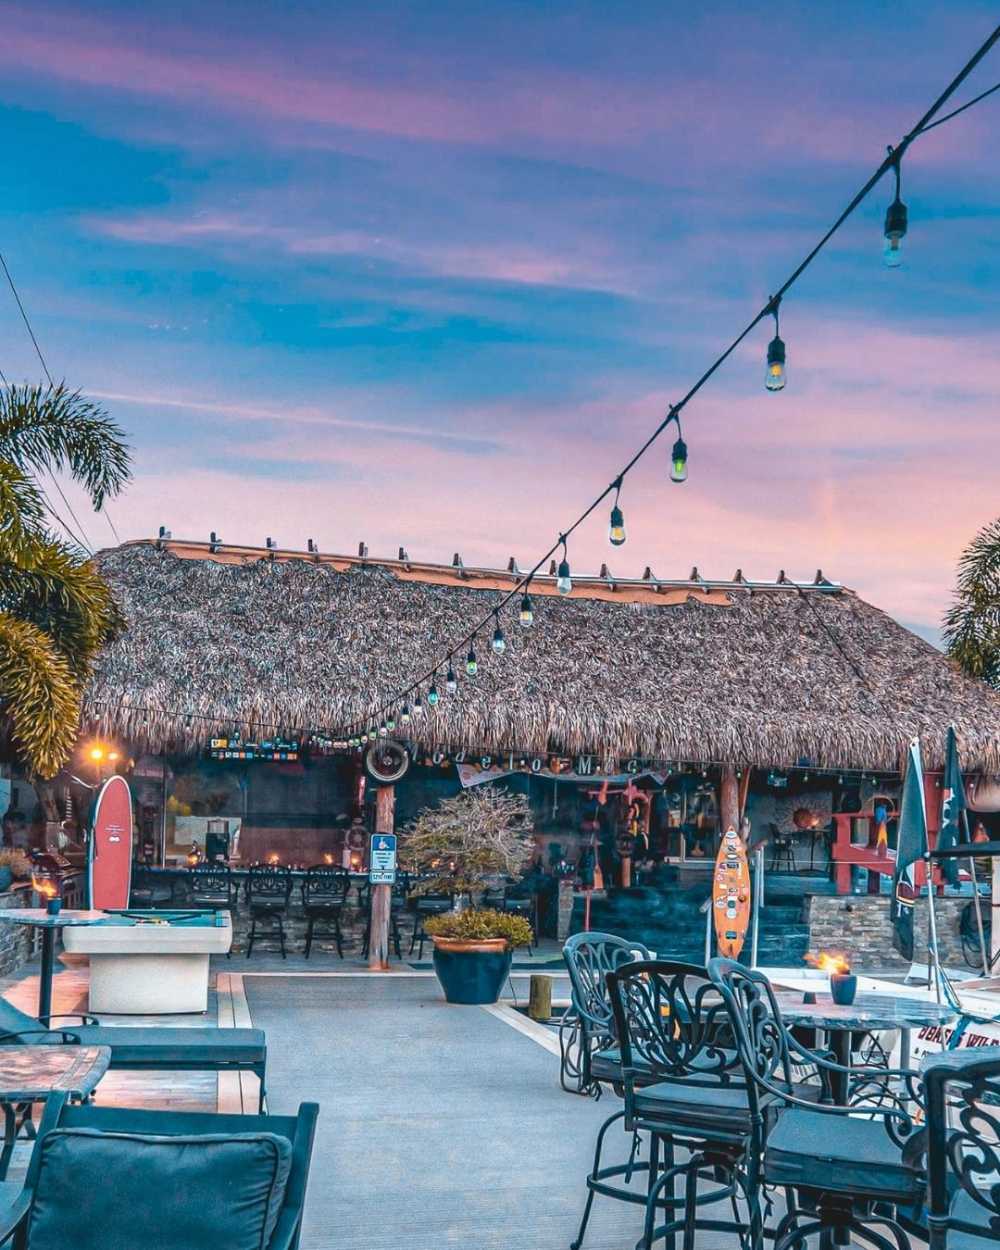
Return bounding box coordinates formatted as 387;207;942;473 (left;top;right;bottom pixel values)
806;893;975;970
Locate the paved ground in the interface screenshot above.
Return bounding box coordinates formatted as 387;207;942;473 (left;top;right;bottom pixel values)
244;974;655;1250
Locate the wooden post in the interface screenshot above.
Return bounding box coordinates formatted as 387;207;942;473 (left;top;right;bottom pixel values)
528;975;553;1021
368;785;395;971
720;765;739;837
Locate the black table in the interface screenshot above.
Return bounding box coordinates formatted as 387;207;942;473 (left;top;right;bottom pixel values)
0;910;108;1023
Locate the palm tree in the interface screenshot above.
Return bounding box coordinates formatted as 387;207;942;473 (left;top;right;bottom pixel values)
943;516;1000;688
0;383;130;776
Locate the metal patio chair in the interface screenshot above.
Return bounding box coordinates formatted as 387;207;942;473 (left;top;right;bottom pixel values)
246;864;293;959
708;956;925;1250
189;863;237;958
925;1047;1000;1250
407;886;454;959
0;1091;318;1250
301;865;350;958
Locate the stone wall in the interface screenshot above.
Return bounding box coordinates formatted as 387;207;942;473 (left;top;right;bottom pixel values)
806;893;973;969
0;886;32;977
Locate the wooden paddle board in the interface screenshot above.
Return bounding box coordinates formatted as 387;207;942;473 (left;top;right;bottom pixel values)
713;826;751;959
89;775;133;910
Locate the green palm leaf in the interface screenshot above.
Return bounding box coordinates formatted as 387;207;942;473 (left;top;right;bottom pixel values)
943;516;1000;687
0;612;81;778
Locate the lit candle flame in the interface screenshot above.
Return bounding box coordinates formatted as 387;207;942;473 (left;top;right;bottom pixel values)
267;853;280;865
32;875;58;900
806;950;851;975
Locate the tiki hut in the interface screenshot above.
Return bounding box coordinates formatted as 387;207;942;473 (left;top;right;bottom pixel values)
84;538;1000;775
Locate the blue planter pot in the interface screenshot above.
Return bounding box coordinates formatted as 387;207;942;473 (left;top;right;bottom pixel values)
0;867;12;893
431;942;513;1004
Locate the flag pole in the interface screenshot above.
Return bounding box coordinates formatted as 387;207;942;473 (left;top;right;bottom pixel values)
924;850;944;1009
962;808;989;975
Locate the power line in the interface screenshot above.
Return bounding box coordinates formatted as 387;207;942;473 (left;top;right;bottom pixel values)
338;21;1000;738
915;79;1000;133
0;249;122;551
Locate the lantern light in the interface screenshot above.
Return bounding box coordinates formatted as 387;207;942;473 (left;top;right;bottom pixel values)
884;153;907;268
446;662;458;695
556;537;572;595
519;591;534;628
427;681;440;707
491;615;506;654
608;478;626;546
466;644;478;676
765;299;786;391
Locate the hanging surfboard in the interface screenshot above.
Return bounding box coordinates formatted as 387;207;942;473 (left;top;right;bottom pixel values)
713;826;751;959
88;775;134;910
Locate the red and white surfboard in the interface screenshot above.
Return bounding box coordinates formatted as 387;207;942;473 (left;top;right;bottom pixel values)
88;775;133;910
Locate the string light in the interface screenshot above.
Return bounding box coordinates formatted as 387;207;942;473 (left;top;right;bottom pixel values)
378;722;388;738
669;411;688;484
519;590;534;628
466;644;478;676
556;537;572;595
491;614;506;654
427;680;440;707
883;148;908;268
386;712;396;732
400;704;411;726
446;662;458;695
413;693;424;718
765;299;786;391
608;479;626;546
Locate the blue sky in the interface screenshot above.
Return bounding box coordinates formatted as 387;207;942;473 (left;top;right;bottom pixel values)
1;1;998;639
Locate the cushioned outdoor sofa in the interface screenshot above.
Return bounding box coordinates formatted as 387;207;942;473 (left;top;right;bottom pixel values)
0;998;267;1111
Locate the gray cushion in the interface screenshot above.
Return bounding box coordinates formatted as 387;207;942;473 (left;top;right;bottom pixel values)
64;1026;265;1064
26;1127;291;1250
766;1108;922;1200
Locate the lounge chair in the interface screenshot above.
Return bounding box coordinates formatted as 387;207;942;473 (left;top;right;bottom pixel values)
0;997;267;1111
0;1091;318;1250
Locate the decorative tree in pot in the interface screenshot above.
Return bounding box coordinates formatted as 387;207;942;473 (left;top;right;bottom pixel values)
401;787;535;1003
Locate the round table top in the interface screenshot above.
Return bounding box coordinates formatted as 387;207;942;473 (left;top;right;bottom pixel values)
776;990;957;1032
0;908;109;929
0;1045;111;1102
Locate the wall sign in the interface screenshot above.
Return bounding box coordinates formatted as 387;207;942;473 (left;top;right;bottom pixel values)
369;833;397;885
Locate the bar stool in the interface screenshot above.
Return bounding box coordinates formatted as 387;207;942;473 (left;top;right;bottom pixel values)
188;863;237;957
301;866;350;959
769;823;798;872
245;864;293;959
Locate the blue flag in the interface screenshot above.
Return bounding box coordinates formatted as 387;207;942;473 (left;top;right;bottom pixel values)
891;738;927;961
937;726;966;886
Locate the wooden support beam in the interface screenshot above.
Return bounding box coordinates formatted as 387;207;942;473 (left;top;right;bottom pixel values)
368;785;396;971
720;765;739;836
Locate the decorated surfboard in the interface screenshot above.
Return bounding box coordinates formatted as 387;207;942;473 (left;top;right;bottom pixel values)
88;775;134;910
713;826;751;959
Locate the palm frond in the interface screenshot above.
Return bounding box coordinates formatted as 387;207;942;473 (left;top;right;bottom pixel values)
0;459;46;549
0;382;131;510
0;536;123;677
0;612;81;778
943;516;1000;688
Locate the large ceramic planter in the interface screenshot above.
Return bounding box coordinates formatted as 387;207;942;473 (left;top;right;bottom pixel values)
431;937;513;1004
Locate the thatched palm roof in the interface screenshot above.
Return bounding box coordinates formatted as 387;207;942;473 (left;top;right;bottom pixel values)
84;539;1000;773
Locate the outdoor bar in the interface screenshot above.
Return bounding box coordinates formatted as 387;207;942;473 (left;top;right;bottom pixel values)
7;534;987;969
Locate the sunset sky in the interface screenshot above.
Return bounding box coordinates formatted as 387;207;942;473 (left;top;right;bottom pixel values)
2;2;998;642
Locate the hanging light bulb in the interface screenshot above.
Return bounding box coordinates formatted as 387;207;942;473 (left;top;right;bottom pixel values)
466;644;478;676
386;712;396;731
556;538;572;595
378;722;388;738
413;693;424;718
670;436;688;483
492;616;506;653
883;154;907;268
608;478;626;546
765;298;786;391
427;681;440;707
400;704;411;726
519;591;534;628
446;662;458;695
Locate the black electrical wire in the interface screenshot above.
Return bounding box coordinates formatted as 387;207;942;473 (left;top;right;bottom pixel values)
914;78;1000;134
340;22;1000;737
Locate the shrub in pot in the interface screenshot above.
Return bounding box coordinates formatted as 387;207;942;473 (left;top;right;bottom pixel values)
425;908;533;1004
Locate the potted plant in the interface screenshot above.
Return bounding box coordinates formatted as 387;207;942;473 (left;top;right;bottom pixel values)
401;787;535;1004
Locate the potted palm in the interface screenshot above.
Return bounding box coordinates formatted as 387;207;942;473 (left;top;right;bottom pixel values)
401;787;535;1003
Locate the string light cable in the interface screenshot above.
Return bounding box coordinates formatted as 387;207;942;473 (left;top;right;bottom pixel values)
336;22;1000;739
0;249;121;548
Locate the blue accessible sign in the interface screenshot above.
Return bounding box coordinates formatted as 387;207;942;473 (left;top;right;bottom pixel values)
369;833;397;885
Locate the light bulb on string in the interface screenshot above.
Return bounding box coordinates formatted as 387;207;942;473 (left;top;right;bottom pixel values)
400;704;411;726
386;712;396;732
556;537;572;595
378;722;388;738
765;299;786;391
413;693;424;718
519;590;534;628
608;478;626;546
667;408;688;483
466;644;478;676
492;614;506;654
427;680;440;707
883;149;907;268
446;661;458;695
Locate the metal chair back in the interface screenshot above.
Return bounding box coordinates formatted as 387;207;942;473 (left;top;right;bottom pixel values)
247;864;293;905
562;932;651;1051
925;1049;1000;1250
189;863;234;905
302;866;349;907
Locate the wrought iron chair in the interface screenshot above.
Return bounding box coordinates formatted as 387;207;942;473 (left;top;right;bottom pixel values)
925;1047;1000;1250
708;956;925;1250
246;865;293;959
561;932;651;1250
301;866;350;958
189;863;237;909
129;862;175;908
606;959;758;1250
407;887;454;959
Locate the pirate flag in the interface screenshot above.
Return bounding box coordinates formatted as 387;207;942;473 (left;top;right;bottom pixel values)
937;725;966;886
891;738;927;961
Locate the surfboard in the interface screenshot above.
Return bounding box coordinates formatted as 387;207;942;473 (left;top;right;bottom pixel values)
713;826;751;959
88;775;134;910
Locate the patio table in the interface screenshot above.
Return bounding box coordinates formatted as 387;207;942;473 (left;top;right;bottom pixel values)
0;1044;110;1178
0;910;108;1023
776;990;957;1102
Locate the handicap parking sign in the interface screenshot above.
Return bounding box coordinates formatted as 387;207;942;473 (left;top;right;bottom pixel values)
369;833;397;885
